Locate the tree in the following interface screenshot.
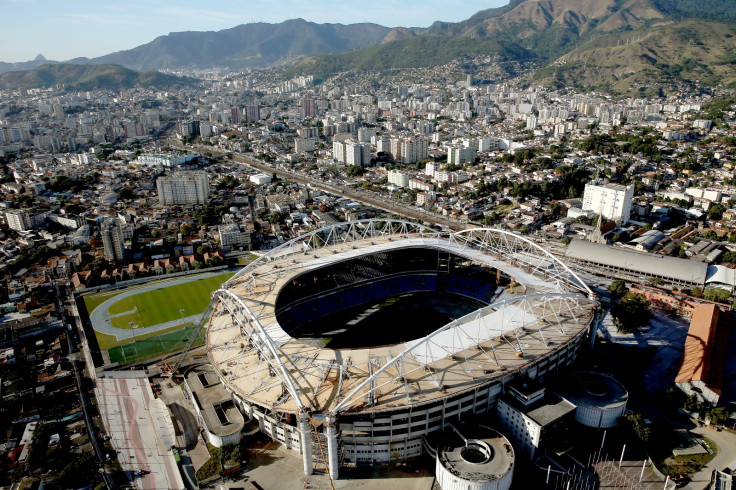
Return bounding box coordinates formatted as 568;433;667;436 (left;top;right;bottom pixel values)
707;407;730;426
623;413;651;444
268;212;281;224
684;394;701;412
346;165;366;177
703;287;731;303
57;452;99;488
611;292;652;334
118;187;135;200
708;204;725;220
703;230;719;241
648;277;663;287
180;224;195;237
608;280;627;298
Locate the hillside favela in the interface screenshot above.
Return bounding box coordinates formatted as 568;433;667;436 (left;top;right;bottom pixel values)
0;0;736;489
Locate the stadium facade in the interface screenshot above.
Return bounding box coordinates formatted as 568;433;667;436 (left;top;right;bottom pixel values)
204;220;597;479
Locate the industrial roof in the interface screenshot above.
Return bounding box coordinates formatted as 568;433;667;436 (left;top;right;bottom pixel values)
556;371;628;410
565;240;707;284
706;265;736;288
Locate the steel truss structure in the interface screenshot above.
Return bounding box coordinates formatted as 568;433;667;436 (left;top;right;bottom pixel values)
204;219;598;477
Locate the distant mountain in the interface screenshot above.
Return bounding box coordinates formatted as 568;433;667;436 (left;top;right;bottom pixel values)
381;27;415;44
84;19;392;71
0;63;196;91
0;55;61;75
287;36;531;79
290;0;736;93
532;19;736;95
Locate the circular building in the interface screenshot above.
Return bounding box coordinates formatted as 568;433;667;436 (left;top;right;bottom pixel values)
204;219;596;478
435;425;515;490
559;371;628;428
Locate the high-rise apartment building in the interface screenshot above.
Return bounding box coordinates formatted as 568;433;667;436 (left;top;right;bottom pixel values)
448;146;476;165
400;139;428;164
582;183;634;224
301;93;316;118
333;140;370;166
5;210;31;232
229;107;240;125
157;171;210;206
243;105;260;123
101;218;126;262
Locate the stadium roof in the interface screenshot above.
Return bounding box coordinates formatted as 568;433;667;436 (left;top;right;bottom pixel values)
208;220;596;416
565;240;707;285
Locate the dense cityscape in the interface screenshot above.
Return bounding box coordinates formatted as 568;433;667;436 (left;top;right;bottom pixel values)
1;2;736;490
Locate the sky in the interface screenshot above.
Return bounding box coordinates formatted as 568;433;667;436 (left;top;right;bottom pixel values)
0;0;510;63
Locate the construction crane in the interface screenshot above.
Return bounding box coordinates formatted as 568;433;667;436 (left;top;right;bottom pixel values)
160;303;214;378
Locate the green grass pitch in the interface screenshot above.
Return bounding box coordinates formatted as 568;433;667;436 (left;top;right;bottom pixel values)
93;272;234;329
107;325;206;365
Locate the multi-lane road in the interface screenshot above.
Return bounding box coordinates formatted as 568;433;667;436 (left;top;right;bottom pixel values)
168;140;466;231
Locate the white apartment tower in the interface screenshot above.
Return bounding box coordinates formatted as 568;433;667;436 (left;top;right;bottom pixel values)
387;170;409;188
5;210;31;232
157;171;210;206
448;146;476;165
582;183;634;224
400;139;428;164
333;140;370;166
101;218;126;262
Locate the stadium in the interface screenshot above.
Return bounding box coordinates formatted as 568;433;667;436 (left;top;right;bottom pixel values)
204;219;597;479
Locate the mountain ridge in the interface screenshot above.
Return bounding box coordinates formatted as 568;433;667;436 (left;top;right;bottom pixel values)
2;0;734;94
0;63;196;91
289;0;736;93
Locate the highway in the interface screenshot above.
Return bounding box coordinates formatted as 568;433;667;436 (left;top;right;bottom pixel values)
168;140;466;231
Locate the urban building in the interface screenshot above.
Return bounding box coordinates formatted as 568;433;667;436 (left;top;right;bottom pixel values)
387;170;409;187
184;365;245;447
675;304;730;405
5;210;31;232
244;105;261;123
100;218;126;262
448;146;476;165
157;171;210;205
496;378;576;460
301;93;316;118
582;183;634;224
218;224;251;250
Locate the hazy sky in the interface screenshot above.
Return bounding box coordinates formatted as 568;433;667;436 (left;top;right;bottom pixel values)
1;0;509;62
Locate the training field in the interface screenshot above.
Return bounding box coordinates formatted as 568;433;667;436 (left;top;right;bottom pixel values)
83;271;234;364
85;272;233;330
107;325;206;365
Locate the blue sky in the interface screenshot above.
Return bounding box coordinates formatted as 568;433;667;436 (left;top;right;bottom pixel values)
0;0;509;62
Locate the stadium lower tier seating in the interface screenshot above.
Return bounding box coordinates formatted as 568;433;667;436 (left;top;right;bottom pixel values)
276;272;498;334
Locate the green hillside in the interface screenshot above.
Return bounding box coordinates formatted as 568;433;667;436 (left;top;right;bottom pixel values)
532;20;736;94
0;63;196;91
287;36;531;81
288;0;736;95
